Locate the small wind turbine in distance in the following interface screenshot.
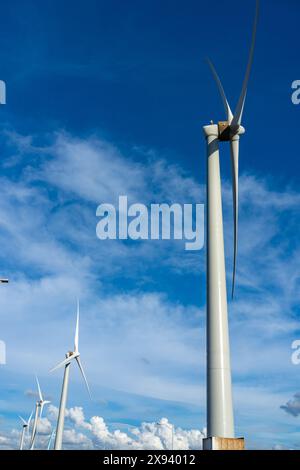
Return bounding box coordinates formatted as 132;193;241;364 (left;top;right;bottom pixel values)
29;376;51;450
50;300;91;450
19;411;33;450
203;0;259;449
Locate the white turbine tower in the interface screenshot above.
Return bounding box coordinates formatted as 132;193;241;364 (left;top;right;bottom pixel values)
19;411;33;450
203;1;259;450
29;376;51;450
51;301;91;450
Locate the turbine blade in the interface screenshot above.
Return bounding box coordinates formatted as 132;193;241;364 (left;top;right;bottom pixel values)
26;410;33;435
19;415;27;426
232;0;259;126
206;58;233;122
50;355;74;372
230;138;239;298
76;356;91;399
74;299;79;353
28;410;33;425
47;430;55;450
36;376;43;402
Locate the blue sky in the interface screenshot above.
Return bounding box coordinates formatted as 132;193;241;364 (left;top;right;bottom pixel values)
0;0;300;450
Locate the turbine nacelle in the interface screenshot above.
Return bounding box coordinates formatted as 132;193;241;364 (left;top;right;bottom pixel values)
19;411;33;429
67;350;79;359
203;122;245;141
218;122;245;142
50;351;80;370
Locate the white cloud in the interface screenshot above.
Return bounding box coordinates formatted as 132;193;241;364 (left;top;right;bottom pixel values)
37;417;52;435
63;429;93;449
47;406;206;450
66;406;87;427
36;133;147;204
0;435;10;447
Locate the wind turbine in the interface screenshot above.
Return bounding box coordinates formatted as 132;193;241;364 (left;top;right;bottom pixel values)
19;411;33;450
29;376;51;450
203;0;259;449
50;300;91;450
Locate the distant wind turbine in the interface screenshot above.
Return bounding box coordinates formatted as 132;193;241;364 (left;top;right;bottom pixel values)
19;411;33;450
203;0;259;449
51;300;91;450
29;376;51;450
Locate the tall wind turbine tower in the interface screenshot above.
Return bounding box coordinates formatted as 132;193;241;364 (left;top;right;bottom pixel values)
203;1;259;450
50;301;91;450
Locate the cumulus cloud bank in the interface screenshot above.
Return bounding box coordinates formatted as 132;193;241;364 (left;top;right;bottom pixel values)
0;405;205;450
54;405;206;450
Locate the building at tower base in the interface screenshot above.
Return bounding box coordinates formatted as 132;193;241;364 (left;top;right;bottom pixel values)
203;437;245;451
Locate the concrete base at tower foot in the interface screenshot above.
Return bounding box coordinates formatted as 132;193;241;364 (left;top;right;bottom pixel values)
203;437;245;450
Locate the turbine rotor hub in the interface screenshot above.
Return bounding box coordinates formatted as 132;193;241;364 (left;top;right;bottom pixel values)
218;121;231;141
218;121;245;141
